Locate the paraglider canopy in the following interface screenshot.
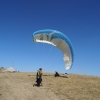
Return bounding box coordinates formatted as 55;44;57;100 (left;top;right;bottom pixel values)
32;29;74;70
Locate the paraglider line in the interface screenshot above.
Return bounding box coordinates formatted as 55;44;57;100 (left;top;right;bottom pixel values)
40;43;46;67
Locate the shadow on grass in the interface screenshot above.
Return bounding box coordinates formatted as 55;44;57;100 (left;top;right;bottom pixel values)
28;74;68;78
59;76;68;78
28;74;54;76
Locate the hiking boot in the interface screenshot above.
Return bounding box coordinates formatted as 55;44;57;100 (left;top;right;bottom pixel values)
33;83;35;87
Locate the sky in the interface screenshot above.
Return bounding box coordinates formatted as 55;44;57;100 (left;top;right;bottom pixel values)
0;0;100;76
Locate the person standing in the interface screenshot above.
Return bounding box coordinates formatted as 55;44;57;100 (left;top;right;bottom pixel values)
39;68;43;86
33;68;43;86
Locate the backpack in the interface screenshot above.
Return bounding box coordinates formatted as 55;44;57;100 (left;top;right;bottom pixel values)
37;71;41;79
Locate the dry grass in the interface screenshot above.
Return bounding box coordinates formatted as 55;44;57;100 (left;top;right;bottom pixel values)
15;73;100;99
0;72;100;100
43;74;100;100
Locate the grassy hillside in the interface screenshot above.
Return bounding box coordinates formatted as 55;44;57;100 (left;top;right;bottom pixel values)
43;73;100;100
0;72;100;100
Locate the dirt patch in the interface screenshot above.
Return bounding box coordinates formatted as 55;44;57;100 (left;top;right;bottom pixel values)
0;73;60;100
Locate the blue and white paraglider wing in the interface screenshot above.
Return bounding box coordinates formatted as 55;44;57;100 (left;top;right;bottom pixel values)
32;29;74;70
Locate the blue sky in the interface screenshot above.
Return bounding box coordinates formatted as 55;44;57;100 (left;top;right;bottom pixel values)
0;0;100;76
